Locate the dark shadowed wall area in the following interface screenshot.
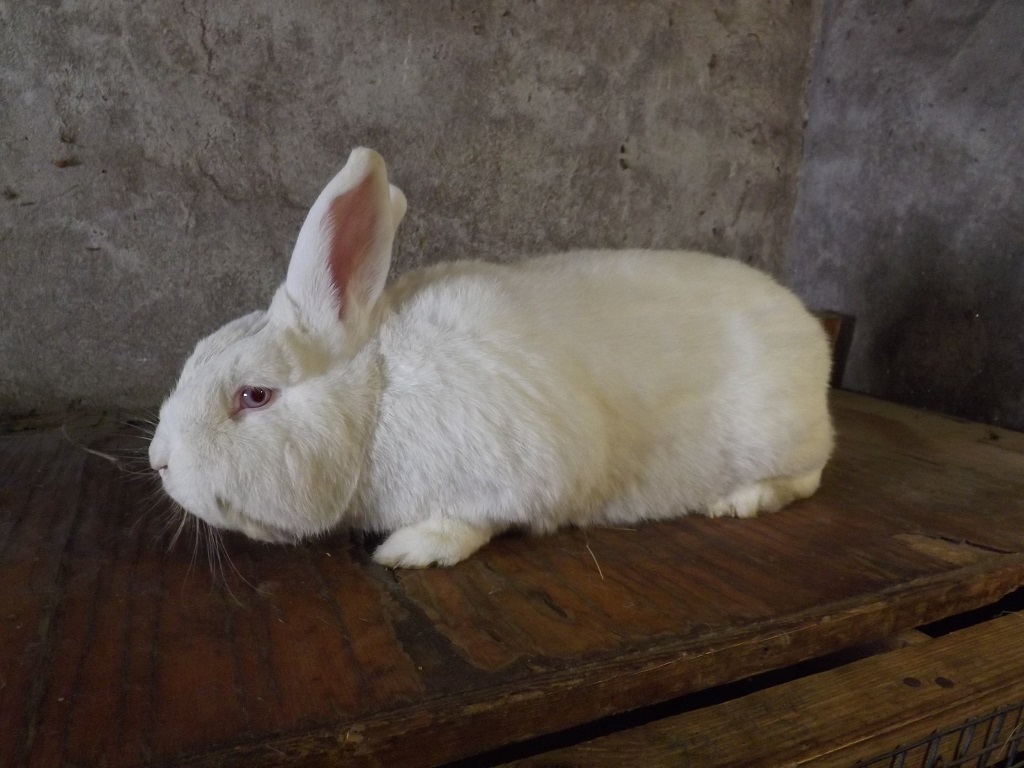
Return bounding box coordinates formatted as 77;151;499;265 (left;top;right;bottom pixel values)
0;1;815;416
787;0;1024;429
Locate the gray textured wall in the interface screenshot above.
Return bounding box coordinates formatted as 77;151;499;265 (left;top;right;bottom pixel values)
787;0;1024;429
1;1;815;416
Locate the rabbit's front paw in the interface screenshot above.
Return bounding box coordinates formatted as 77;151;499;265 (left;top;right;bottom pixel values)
373;518;494;568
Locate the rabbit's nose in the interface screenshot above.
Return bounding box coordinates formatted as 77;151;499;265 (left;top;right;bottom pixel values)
149;430;170;473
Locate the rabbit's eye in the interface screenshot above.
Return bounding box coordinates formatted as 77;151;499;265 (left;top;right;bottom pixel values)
237;386;274;411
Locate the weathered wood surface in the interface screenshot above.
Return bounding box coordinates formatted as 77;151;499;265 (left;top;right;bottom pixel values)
511;611;1024;768
2;391;1024;767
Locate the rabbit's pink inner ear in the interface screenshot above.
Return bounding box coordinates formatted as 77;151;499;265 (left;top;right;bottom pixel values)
325;175;378;320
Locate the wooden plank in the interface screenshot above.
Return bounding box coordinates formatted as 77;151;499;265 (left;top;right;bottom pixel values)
510;612;1024;768
813;311;854;386
827;390;1024;551
177;563;1024;768
1;391;1023;766
0;433;88;768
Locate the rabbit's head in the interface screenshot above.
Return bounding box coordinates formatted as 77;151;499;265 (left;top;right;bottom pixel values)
150;148;406;541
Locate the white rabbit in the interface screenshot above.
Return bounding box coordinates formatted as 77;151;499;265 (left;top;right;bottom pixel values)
150;148;833;568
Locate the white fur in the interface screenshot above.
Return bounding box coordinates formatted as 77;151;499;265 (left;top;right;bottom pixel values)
150;148;834;567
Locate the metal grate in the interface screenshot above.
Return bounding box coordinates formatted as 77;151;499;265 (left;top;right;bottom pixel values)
855;702;1024;768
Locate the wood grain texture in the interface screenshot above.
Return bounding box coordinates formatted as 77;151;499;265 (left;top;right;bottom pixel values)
1;391;1024;767
510;612;1024;768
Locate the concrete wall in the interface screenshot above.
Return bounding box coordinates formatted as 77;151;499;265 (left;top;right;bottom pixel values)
787;0;1024;429
0;1;815;416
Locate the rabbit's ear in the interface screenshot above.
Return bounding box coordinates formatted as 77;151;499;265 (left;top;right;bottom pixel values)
285;148;403;327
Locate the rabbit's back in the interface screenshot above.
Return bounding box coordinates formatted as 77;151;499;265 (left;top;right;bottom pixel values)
364;250;832;531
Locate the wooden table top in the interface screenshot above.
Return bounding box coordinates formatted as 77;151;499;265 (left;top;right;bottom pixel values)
2;391;1024;767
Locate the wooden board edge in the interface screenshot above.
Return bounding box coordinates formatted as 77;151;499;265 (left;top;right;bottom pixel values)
169;556;1024;767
